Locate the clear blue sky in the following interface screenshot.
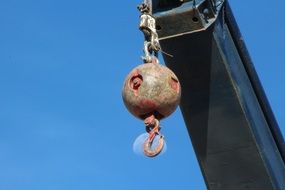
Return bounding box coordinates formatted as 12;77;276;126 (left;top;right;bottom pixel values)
0;0;284;190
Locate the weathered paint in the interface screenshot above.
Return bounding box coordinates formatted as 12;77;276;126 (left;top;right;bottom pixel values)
122;58;181;121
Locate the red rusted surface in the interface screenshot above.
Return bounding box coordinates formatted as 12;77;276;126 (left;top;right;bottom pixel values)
140;99;157;110
143;118;164;157
144;114;156;126
122;59;181;121
169;77;180;93
129;72;143;96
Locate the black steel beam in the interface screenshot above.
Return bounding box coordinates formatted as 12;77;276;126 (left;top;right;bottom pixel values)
224;3;285;162
152;1;285;189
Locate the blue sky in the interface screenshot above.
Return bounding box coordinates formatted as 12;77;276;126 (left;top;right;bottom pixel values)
0;0;284;190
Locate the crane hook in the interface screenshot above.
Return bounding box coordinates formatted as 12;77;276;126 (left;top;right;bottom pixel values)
143;116;164;157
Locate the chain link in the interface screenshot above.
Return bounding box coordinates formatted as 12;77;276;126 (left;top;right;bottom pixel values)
138;3;160;63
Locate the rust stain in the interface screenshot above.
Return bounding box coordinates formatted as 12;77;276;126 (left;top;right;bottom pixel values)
140;99;157;109
129;69;143;96
169;77;180;93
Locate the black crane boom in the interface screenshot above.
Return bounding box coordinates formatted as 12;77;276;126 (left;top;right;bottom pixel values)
151;1;285;189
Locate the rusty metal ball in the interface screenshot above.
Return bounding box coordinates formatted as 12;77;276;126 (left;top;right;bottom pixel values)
122;61;181;120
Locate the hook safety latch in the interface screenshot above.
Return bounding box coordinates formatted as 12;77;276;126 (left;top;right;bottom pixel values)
144;119;164;157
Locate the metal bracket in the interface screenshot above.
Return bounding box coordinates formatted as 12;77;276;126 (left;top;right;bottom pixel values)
153;0;224;40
